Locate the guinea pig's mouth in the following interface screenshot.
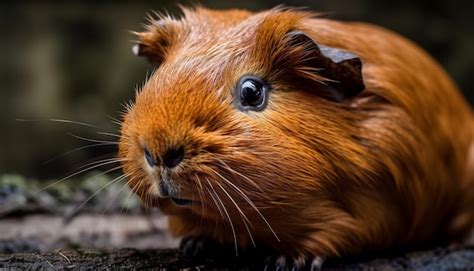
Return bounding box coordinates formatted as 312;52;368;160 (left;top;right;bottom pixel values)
170;197;193;206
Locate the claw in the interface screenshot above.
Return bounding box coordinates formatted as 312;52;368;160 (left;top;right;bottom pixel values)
193;239;205;257
310;256;325;271
291;255;306;271
264;254;324;271
179;236;214;257
178;236;191;250
264;256;275;271
181;237;198;256
275;256;288;271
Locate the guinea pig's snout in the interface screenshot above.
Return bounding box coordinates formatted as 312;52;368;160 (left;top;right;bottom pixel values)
143;145;188;201
143;145;185;169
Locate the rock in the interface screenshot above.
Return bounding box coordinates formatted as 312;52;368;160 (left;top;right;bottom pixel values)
0;214;178;254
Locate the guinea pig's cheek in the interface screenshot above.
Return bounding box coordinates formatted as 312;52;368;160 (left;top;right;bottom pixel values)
145;177;160;197
143;156;156;176
136;152;160;188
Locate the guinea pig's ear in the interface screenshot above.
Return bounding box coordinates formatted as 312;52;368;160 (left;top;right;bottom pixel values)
286;31;365;102
132;20;178;66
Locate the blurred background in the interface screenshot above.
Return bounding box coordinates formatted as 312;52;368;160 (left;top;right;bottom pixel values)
0;0;473;253
1;0;473;179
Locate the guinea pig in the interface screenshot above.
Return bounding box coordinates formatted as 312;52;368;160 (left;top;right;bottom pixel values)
119;6;473;270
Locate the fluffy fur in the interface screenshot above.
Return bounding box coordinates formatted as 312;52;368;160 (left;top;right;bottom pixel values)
119;6;473;261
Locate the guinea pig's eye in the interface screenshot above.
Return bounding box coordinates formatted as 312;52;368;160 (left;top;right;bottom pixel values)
144;147;156;167
236;75;269;111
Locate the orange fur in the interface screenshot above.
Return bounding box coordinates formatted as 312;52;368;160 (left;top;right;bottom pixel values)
119;6;473;259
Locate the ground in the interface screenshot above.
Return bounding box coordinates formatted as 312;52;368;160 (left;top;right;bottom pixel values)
0;174;473;270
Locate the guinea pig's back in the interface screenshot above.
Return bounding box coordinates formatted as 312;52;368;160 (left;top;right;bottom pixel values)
303;18;473;242
304;18;472;124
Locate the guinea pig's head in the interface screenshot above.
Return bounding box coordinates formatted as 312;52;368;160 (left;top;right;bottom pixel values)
119;7;365;221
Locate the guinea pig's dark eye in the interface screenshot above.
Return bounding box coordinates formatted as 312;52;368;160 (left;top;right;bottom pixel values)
236;75;269;111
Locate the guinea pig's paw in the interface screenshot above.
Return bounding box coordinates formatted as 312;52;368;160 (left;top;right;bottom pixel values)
264;255;325;271
179;236;225;258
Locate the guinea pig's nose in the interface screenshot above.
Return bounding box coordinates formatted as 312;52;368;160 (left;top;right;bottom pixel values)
163;146;184;168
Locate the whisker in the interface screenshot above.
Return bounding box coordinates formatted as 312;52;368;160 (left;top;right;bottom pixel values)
194;174;207;220
206;177;239;256
122;178;143;215
42;142;118;165
49;118;98;128
110;119;122;126
35;160;125;193
15;118;98;128
96;131;129;140
204;184;225;221
74;157;127;172
105;114;123;126
67;133;119;144
215;181;256;248
214;157;265;195
72;173;131;216
214;180;253;227
211;168;280;242
102;175;136;215
15;118;129;143
204;185;223;237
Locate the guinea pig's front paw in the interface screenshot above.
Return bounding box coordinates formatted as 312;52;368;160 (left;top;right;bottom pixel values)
179;236;230;258
264;255;325;271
